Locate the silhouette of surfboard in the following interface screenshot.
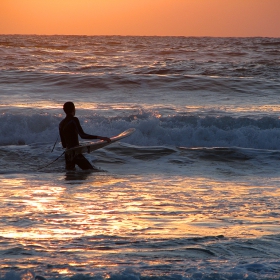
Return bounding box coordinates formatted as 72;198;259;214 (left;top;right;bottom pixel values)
65;128;135;157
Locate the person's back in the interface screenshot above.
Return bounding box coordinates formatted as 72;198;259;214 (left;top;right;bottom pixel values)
59;115;80;149
59;101;111;170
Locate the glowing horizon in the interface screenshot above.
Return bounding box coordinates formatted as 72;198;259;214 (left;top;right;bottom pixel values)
1;0;280;37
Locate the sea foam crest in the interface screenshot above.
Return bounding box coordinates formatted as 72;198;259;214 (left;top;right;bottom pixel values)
1;112;280;150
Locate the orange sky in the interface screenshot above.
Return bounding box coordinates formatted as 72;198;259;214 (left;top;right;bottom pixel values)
1;0;280;37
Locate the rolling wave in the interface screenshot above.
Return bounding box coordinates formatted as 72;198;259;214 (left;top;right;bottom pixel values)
1;112;280;150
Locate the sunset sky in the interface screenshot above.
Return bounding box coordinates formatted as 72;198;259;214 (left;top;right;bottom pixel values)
1;0;280;37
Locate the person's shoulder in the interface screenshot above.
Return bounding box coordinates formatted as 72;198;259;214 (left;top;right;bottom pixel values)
73;116;80;122
59;116;76;127
71;116;81;126
59;117;66;126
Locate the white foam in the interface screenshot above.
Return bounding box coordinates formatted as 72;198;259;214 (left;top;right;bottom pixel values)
1;111;280;150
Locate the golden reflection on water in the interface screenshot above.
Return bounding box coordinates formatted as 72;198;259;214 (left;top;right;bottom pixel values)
2;102;280;117
0;174;279;242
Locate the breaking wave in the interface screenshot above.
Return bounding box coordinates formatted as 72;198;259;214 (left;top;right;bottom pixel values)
1;111;280;150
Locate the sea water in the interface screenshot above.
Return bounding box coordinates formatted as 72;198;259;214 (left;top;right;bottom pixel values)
0;35;280;279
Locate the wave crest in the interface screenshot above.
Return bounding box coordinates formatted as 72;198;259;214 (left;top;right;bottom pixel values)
1;112;280;150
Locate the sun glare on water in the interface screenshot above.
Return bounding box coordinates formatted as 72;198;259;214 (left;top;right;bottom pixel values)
0;174;279;242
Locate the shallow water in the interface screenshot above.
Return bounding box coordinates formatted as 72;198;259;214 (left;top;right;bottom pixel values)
1;168;280;279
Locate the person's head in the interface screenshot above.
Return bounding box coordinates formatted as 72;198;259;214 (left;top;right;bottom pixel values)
63;102;75;115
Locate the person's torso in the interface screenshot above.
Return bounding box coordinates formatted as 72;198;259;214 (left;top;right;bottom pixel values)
60;116;79;148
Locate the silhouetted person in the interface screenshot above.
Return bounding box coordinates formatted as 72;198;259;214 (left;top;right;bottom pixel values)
59;102;111;170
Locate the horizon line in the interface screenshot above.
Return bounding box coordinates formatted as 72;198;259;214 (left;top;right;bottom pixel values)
1;34;280;39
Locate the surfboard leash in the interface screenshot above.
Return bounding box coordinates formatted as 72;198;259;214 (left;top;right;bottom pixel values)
51;134;59;152
37;151;65;171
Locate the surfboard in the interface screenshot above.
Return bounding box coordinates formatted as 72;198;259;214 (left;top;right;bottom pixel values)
65;128;135;157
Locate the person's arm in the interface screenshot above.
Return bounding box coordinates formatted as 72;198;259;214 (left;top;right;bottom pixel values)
74;118;111;142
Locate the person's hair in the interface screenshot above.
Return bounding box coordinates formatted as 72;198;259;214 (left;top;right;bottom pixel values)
63;102;75;114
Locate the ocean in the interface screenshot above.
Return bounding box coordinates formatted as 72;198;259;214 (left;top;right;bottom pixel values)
0;35;280;280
